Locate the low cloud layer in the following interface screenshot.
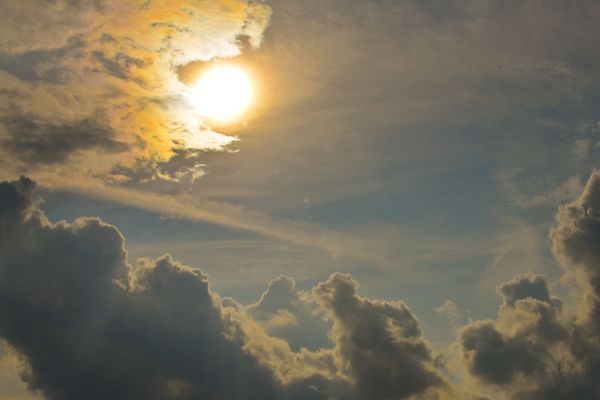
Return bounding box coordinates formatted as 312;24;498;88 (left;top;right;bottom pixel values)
0;177;281;400
313;273;445;399
460;171;600;399
0;177;449;400
4;169;600;399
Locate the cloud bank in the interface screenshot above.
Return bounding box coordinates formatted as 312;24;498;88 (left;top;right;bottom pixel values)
0;176;280;400
460;171;600;399
0;176;449;400
5;172;600;399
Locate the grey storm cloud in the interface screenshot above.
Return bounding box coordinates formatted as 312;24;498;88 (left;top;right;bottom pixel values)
9;175;600;400
460;312;553;386
4;172;600;400
460;287;600;399
0;114;129;168
459;172;600;399
497;273;561;308
0;176;454;400
551;171;600;328
7;177;600;400
314;273;445;400
0;176;281;400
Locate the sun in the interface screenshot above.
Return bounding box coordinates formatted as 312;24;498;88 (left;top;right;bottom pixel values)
191;64;253;123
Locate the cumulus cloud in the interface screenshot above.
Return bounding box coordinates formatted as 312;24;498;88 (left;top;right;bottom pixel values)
0;176;458;400
19;157;600;400
497;273;561;309
0;0;271;180
314;273;446;400
459;275;596;399
5;172;600;400
459;172;600;399
551;170;600;327
0;176;282;400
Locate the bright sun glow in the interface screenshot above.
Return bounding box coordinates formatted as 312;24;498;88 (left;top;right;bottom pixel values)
191;64;253;123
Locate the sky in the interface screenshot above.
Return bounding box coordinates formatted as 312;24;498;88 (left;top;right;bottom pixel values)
0;0;600;399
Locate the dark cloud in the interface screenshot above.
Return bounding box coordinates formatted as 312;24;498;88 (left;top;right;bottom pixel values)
460;295;600;399
0;36;84;84
0;177;458;400
460;282;572;396
551;171;600;328
314;273;444;400
497;273;561;308
0;176;282;400
90;50;148;84
459;173;600;399
0;114;129;168
23;158;600;400
460;318;551;386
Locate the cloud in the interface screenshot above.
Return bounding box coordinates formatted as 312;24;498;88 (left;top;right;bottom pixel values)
0;35;85;84
551;170;600;327
0;1;103;53
0;0;271;180
0;176;462;400
18;166;600;400
497;274;561;308
458;276;590;399
459;172;600;399
0;176;283;400
461;319;549;386
0;114;129;169
31;173;410;270
314;273;446;399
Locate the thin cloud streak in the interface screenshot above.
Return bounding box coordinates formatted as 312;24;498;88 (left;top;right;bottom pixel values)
37;173;396;269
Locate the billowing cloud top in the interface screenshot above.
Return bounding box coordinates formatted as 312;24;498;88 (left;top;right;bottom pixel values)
460;171;600;399
5;171;600;399
0;176;452;400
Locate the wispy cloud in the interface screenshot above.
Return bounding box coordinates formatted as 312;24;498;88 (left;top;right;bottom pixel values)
35;172;493;275
37;172;393;268
0;0;271;180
